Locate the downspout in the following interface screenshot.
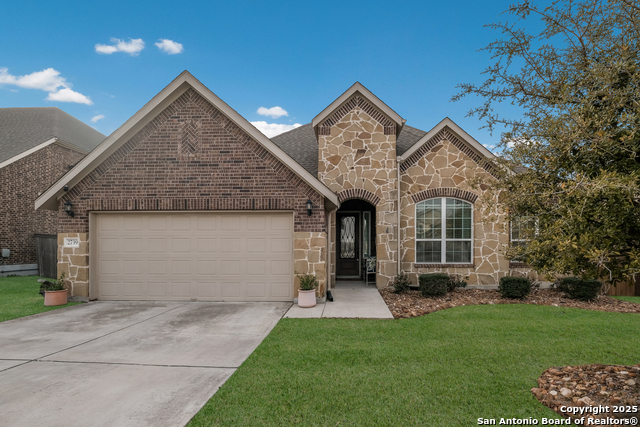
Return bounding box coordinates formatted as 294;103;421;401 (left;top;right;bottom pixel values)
397;155;403;276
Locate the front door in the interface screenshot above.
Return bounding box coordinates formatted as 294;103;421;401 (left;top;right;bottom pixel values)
336;212;360;277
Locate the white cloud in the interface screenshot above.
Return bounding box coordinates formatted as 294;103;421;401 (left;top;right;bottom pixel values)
483;144;496;150
0;67;92;105
250;121;301;138
155;39;184;54
95;38;145;56
257;106;288;119
0;67;67;92
46;88;93;105
91;114;105;122
94;44;118;54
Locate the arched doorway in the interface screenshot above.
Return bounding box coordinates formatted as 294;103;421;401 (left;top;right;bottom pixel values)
336;199;376;279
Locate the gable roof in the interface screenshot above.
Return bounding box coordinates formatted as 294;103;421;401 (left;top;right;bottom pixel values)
311;82;405;134
35;71;339;211
271;123;428;177
400;117;496;162
0;107;105;166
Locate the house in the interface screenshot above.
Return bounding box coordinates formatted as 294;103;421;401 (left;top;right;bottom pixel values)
0;108;105;277
35;71;529;301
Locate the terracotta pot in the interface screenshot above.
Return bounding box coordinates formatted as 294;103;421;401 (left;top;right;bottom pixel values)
298;289;317;308
44;290;68;306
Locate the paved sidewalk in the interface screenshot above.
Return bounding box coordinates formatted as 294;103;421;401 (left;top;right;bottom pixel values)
285;281;393;319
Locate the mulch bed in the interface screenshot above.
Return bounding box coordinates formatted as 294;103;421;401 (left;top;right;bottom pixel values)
379;287;640;319
378;287;640;425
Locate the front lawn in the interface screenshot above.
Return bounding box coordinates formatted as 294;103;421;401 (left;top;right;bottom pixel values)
0;276;78;322
189;304;640;426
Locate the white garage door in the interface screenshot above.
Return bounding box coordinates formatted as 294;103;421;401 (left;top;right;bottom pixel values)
92;212;293;301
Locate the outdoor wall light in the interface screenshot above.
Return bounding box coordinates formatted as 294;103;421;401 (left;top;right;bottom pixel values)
306;199;313;216
64;201;75;217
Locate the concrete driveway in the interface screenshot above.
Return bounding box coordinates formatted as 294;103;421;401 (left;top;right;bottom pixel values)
0;301;290;427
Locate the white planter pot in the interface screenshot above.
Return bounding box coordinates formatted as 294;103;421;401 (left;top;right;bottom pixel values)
298;289;317;308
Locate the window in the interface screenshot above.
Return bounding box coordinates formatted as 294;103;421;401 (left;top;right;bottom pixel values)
509;217;536;259
362;211;371;258
416;198;472;263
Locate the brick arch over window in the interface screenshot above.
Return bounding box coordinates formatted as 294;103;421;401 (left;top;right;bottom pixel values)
337;189;381;206
411;188;478;204
318;95;396;136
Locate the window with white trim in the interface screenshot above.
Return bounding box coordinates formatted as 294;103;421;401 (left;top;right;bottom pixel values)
416;198;472;263
509;217;536;258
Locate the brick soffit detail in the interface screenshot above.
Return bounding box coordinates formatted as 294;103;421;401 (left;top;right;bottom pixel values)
318;94;396;136
401;127;498;178
411;188;479;204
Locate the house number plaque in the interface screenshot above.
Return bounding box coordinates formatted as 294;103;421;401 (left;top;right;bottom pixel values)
63;237;80;248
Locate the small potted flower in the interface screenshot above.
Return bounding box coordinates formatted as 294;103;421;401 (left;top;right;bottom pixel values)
296;273;318;308
41;273;68;306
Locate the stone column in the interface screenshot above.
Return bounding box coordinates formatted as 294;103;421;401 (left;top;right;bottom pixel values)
57;232;89;298
293;232;327;297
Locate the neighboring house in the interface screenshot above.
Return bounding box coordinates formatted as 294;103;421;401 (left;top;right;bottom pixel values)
0;108;105;276
35;71;530;301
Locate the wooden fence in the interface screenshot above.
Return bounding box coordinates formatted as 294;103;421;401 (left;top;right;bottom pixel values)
34;234;57;279
606;278;639;297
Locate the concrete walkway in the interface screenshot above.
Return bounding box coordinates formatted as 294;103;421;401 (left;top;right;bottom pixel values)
285;281;394;319
0;301;290;427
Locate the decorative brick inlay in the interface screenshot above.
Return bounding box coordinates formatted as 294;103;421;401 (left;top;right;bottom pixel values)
411;188;478;204
318;95;396;136
294;232;327;297
58;88;325;234
0;144;85;266
180;119;200;155
337;189;381;206
401;128;497;177
57;233;89;297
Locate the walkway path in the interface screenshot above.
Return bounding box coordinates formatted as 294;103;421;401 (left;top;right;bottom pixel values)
285;281;393;319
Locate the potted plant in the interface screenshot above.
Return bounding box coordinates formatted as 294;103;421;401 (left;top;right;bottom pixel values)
296;273;318;308
41;273;68;306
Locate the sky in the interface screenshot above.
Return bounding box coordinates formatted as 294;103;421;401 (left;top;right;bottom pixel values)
0;0;534;151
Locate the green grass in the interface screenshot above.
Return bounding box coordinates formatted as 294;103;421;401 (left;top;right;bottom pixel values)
189;305;640;427
612;295;640;303
0;276;79;322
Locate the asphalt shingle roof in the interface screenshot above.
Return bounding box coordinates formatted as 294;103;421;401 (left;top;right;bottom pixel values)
271;124;428;177
0;107;105;164
270;124;319;176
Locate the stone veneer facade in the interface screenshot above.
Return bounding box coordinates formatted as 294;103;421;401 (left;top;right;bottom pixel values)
293;232;327;297
317;96;398;288
399;129;509;286
318;99;527;288
57;233;89;297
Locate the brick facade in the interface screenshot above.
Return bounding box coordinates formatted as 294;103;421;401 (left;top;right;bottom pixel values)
57;88;327;298
58;88;326;233
0;145;84;267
